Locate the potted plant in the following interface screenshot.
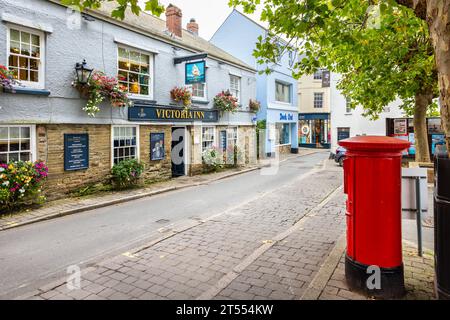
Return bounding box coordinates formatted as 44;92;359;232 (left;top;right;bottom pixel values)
170;86;192;108
249;99;261;113
213;90;239;113
0;65;19;92
73;70;131;117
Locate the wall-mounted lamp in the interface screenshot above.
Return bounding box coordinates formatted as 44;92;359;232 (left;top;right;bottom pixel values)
75;59;93;85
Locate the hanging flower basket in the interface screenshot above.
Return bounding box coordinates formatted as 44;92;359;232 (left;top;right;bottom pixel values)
213;90;239;113
170;86;192;108
249;99;261;113
73;70;131;117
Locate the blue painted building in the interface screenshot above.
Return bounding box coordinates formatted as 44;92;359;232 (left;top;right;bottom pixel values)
211;10;299;156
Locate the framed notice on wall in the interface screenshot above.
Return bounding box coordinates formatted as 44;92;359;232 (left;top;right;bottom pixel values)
64;134;89;171
393;119;408;136
150;133;165;161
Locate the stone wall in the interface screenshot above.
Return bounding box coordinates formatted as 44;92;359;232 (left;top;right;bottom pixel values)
278;144;292;155
37;124;112;198
139;125;172;183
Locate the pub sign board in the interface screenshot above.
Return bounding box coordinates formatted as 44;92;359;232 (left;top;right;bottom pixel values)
129;106;218;123
185;61;206;85
150;133;165;161
64;134;89;171
322;70;331;87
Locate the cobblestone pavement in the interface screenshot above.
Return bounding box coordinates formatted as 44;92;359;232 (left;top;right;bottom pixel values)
315;244;435;300
0;149;319;232
19;159;346;300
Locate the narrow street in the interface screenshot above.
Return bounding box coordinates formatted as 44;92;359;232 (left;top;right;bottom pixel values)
0;152;330;299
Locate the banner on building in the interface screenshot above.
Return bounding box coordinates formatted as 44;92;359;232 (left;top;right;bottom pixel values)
322;70;330;87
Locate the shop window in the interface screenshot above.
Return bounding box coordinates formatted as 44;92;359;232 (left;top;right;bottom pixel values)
276;123;291;145
299;119;330;146
314;93;324;108
112;126;138;165
227;127;238;147
8;27;44;88
0;126;34;163
118;47;152;98
229;75;241;103
202;126;215;152
275;81;291;103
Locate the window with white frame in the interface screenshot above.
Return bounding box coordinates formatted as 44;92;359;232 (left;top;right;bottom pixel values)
313;69;322;80
227;127;238;147
112;126;138;165
118;47;152;97
7;27;44;88
314;92;324;108
191;82;207;100
275;81;291;103
229;75;241;103
346;98;352;113
0;126;33;163
202;126;215;152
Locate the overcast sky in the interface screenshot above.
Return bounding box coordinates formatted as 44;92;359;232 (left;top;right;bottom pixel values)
138;0;267;40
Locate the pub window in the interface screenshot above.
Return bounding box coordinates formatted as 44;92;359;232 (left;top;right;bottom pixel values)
314;93;324;108
118;47;153;98
202;126;215;152
7;27;44;88
229;75;241;103
191;82;207;100
227;127;238;147
112;126;138;165
0;126;34;163
275;81;291;103
276;123;291;145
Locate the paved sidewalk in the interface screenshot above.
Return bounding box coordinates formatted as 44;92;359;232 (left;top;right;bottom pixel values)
0;149;321;231
18;157;344;300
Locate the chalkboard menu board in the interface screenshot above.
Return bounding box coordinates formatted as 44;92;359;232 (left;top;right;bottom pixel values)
220;130;227;152
64;134;89;171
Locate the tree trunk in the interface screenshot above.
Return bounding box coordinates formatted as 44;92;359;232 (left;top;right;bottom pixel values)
414;91;432;162
427;0;450;156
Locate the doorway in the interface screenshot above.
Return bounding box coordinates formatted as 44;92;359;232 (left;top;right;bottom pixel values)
171;127;186;177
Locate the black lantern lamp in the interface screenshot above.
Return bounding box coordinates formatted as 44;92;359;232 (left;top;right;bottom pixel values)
75;59;93;85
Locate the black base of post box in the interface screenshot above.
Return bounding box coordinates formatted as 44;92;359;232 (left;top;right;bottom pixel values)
345;255;405;299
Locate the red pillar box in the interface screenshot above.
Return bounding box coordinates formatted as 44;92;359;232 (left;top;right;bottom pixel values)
339;136;410;298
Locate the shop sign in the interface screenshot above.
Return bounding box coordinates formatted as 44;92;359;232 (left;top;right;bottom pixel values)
185;61;206;85
64;134;89;171
279;113;294;121
322;70;330;87
150;133;165;161
129;106;218;122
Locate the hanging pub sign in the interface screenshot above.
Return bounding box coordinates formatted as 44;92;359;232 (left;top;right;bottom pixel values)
185;60;206;84
64;134;89;171
322;70;331;87
150;133;165;161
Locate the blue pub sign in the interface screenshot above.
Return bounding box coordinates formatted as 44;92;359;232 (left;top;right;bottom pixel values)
185;61;206;84
64;134;89;171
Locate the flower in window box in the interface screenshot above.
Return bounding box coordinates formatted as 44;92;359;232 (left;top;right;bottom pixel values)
170;86;192;108
0;64;19;92
213;90;239;113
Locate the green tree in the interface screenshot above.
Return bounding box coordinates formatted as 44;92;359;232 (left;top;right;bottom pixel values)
229;0;437;162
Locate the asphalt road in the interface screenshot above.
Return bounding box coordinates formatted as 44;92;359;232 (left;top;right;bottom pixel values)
0;151;329;298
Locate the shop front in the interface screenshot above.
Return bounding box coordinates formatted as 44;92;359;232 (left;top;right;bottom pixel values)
386;117;446;158
298;113;331;149
265;109;299;156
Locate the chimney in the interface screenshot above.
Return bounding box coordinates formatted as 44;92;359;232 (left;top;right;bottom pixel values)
187;18;199;35
165;4;182;38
